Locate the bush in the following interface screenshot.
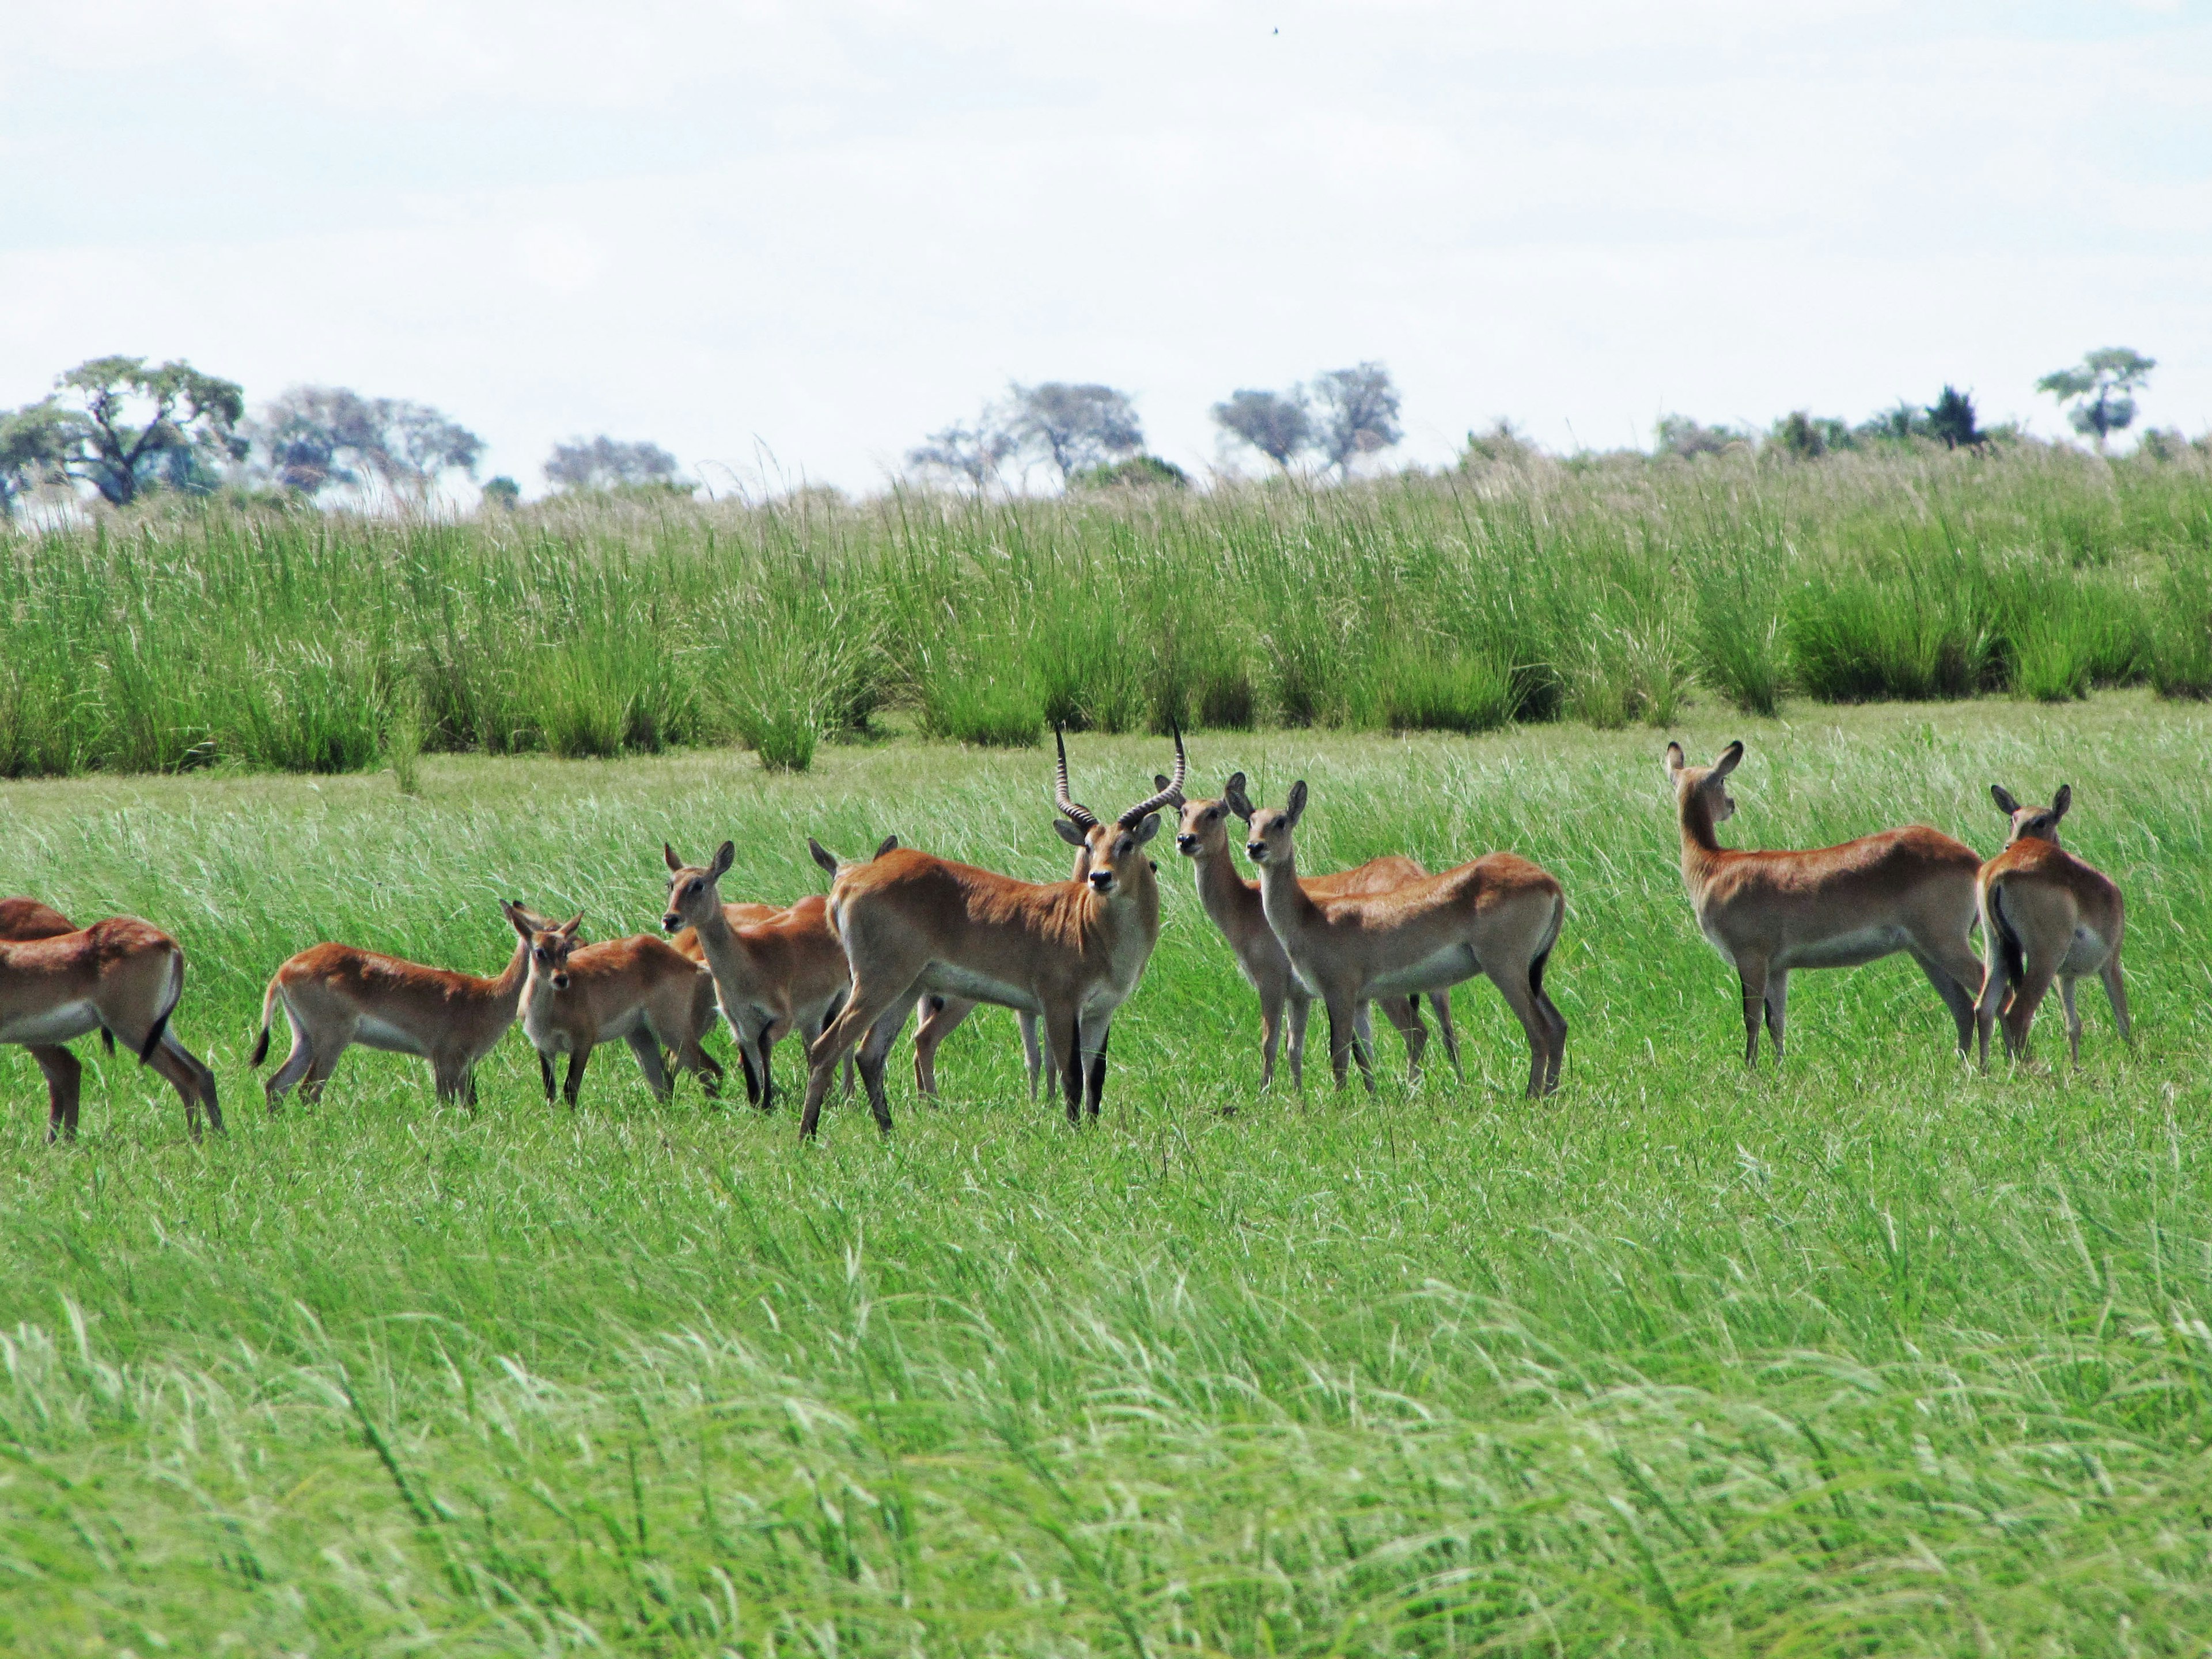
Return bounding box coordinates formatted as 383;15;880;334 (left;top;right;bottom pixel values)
1786;565;1993;702
2149;552;2212;698
918;661;1043;748
1359;642;1516;733
1072;455;1187;491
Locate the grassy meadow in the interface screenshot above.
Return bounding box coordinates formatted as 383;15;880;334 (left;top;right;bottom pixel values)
1;695;2210;1654
2;444;2211;781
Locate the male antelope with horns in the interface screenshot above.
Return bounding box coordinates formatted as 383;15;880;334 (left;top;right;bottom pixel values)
1665;740;1984;1065
1243;781;1566;1096
796;728;1185;1137
1974;783;2129;1067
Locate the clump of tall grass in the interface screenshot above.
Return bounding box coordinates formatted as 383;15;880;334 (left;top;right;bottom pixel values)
1785;558;1994;701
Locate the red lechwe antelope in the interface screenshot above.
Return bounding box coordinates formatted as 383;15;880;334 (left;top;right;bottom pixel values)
250;926;535;1108
670;897;777;1103
507;904;725;1107
0;908;221;1139
797;729;1186;1137
1243;781;1566;1096
1974;783;2129;1067
662;839;867;1109
1175;775;1460;1089
1;897;103;1139
1666;740;1984;1066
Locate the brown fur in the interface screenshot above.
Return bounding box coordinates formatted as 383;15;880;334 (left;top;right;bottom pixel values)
1975;784;2128;1066
1666;740;1983;1066
507;904;725;1108
0;913;220;1139
252;935;533;1109
0;898;89;1139
1244;781;1566;1097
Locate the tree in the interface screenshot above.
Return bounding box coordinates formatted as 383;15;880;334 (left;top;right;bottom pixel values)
1073;455;1188;491
44;356;245;505
2037;348;2155;451
1212;388;1313;470
1310;362;1402;478
481;476;521;510
250;385;485;497
544;435;682;493
0;402;77;517
1655;414;1736;459
1006;383;1143;485
1925;385;1983;449
1854;400;1933;445
906;412;1017;493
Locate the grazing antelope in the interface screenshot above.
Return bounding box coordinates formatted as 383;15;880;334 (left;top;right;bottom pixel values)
0;897;105;1140
0;912;221;1139
662;840;862;1109
250;927;533;1109
1666;740;1984;1066
506;904;725;1108
1244;781;1566;1096
1177;775;1460;1088
797;729;1187;1137
1975;784;2129;1067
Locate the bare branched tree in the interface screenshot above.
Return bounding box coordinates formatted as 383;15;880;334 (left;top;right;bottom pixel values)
251;386;484;497
1006;382;1143;485
907;411;1017;493
1310;362;1402;478
544;435;683;492
1211;388;1313;471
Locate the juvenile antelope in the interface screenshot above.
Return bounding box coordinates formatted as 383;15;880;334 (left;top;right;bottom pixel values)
797;729;1186;1137
1666;740;1983;1065
1177;775;1460;1088
506;903;725;1108
0;897;103;1139
1244;781;1565;1096
0;913;221;1139
1975;784;2128;1067
669;896;777;1103
663;840;858;1109
251;927;533;1109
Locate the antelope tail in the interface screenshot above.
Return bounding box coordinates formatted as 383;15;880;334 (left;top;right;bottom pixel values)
138;949;185;1066
1529;891;1566;999
249;972;283;1067
1988;881;2026;1013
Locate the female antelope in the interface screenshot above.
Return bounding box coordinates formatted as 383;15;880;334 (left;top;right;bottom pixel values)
1176;775;1460;1089
0;914;221;1139
507;904;725;1108
1666;740;1984;1066
1975;784;2128;1067
1244;781;1566;1096
251;925;535;1108
1;897;101;1140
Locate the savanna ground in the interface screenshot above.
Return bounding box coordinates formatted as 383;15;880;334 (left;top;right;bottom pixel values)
2;694;2209;1656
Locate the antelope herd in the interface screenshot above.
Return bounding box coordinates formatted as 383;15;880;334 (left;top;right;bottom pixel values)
0;735;2134;1142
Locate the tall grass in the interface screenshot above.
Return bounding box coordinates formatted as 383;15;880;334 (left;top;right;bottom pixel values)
3;445;2209;775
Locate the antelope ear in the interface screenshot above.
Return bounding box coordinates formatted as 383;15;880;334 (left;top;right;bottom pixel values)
1711;741;1744;779
874;834;899;859
2051;783;2071;820
664;842;684;873
560;912;584;938
1155;774;1171;792
1223;771;1253;820
1052;817;1088;849
1664;741;1685;780
711;840;735;877
1283;779;1308;828
1990;783;2020;816
808;836;840;877
1132;811;1162;844
502;900;534;938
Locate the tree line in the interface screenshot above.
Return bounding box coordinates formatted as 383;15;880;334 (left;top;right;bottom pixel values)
0;346;2175;519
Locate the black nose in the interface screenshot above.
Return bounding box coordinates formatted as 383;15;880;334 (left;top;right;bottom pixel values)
662;914;681;931
551;972;571;990
1088;870;1112;890
1175;834;1197;853
1246;842;1266;859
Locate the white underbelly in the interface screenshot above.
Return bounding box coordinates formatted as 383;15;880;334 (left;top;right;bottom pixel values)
1777;926;1906;971
0;1001;101;1046
1368;942;1480;999
918;962;1039;1014
354;1016;430;1057
2061;926;2112;974
521;1005;571;1054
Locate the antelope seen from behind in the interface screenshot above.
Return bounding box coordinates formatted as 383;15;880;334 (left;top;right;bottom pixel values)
251;926;533;1109
1665;740;1984;1065
507;903;725;1108
1175;775;1460;1089
0;908;221;1139
798;729;1185;1137
1;897;104;1140
1975;784;2128;1067
1244;781;1566;1096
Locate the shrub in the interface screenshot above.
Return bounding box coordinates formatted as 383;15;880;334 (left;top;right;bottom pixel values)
1786;565;1993;702
918;663;1042;748
1361;641;1516;733
1072;455;1188;491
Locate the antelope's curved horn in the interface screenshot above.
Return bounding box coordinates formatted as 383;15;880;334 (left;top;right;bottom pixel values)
1053;726;1100;830
1119;725;1187;828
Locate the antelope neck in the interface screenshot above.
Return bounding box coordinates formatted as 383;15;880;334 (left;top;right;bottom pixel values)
488;937;532;1007
1191;838;1260;930
1676;787;1726;867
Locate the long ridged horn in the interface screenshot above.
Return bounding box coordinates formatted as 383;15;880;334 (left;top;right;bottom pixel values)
1119;725;1187;828
1053;726;1100;830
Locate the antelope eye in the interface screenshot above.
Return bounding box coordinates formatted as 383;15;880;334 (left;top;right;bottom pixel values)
688;881;701;895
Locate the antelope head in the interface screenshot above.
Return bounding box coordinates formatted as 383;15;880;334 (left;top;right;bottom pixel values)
1665;739;1743;824
1176;770;1252;859
1241;778;1308;868
663;840;735;933
1051;726;1186;897
503;902;585;991
1991;783;2071;847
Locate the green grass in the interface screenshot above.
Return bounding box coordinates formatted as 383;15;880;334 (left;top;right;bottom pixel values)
4;446;2211;777
2;694;2210;1653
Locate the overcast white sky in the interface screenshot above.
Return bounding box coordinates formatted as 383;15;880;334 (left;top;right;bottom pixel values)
2;1;2207;495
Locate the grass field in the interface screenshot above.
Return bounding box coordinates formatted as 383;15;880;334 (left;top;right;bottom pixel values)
2;695;2210;1655
4;445;2211;779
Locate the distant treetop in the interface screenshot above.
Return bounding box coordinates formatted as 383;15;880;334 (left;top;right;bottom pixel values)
2037;349;2154;450
545;435;684;493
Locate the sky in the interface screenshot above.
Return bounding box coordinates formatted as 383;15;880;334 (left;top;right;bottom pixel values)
2;1;2208;497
